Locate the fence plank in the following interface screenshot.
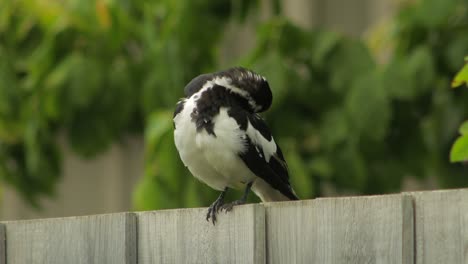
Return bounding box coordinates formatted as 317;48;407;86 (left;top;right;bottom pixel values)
4;212;137;264
137;204;265;264
409;189;468;264
265;194;414;264
0;224;5;264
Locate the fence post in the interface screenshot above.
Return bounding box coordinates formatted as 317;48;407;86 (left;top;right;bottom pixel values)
0;224;5;264
408;189;468;264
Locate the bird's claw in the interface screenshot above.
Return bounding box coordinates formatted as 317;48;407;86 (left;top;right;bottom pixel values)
205;186;248;224
220;199;245;213
206;198;224;225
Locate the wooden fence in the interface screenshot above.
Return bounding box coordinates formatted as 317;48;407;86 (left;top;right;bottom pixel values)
1;188;467;264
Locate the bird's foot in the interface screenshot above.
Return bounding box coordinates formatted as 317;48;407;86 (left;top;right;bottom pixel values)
206;194;225;225
219;181;252;212
220;199;246;212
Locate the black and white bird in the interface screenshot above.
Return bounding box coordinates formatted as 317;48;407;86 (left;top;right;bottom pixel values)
173;67;299;224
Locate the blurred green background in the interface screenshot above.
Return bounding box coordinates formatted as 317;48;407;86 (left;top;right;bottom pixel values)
0;0;467;216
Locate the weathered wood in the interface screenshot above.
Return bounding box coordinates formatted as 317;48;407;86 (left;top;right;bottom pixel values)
137;204;265;264
0;224;5;264
4;212;137;264
409;189;468;264
265;194;414;264
3;188;468;263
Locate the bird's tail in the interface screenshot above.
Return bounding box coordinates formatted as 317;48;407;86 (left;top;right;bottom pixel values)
251;179;299;202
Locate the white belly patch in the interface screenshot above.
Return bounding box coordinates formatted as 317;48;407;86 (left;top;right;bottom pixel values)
174;101;255;191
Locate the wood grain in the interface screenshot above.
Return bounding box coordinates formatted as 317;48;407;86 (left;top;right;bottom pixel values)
265;194;414;264
409;189;468;264
137;204;265;264
4;212;137;264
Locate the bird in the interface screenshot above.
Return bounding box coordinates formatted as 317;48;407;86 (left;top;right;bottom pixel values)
173;67;299;224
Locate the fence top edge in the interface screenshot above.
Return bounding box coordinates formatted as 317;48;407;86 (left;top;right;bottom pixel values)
403;188;467;197
2;188;467;223
135;203;263;216
0;211;136;225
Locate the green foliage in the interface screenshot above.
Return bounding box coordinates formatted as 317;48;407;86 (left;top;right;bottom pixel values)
0;0;257;207
450;121;468;162
450;58;468;163
1;0;467;209
452;57;468;88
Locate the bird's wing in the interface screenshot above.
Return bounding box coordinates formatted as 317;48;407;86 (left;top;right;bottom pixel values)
237;113;298;200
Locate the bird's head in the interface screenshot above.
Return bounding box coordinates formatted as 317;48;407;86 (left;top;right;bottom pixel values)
184;67;272;113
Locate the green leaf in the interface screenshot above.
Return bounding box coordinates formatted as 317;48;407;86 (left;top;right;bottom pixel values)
155;133;185;193
320;108;349;150
282;139;314;198
135;109;187;210
443;37;468;73
133;170;162;210
345;71;390;141
333;142;367;189
145;111;173;150
416;0;458;27
385;45;435;100
310;30;341;67
452;62;468;88
309;156;333;179
328;39;375;92
277;22;309;58
450;135;468;162
67;55;103;108
183;180;204;208
459;121;468;135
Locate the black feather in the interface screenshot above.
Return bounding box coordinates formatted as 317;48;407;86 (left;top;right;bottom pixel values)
173;100;185;118
227;111;297;200
173;100;185;128
239;136;298;200
191;85;250;136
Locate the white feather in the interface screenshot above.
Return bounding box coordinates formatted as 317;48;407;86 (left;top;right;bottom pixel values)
245;118;277;162
174;93;256;190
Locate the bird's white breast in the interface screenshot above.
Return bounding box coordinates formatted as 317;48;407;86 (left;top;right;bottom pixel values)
174;96;256;191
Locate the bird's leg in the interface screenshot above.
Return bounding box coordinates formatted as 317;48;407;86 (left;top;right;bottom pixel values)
206;187;228;225
221;181;253;212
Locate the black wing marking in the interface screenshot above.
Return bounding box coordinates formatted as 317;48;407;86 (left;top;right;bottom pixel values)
234;113;297;200
247;114;272;141
173;100;185;128
184;73;212;97
240;136;298;200
174;100;185;118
